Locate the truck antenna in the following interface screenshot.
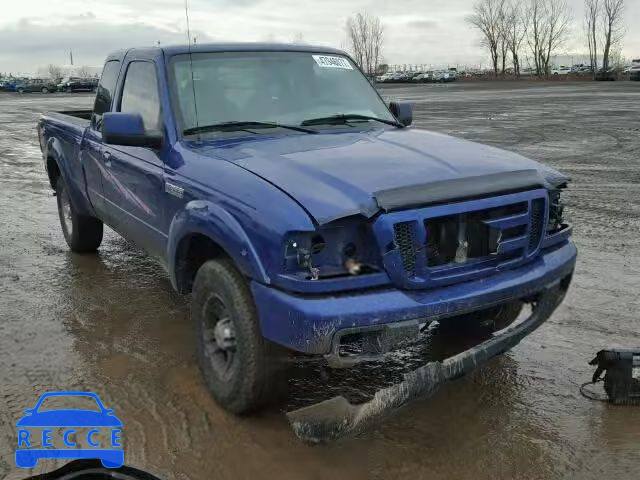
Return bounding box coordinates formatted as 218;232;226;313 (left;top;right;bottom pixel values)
184;0;200;136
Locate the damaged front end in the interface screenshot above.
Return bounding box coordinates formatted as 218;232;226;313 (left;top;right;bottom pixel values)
287;284;568;443
256;173;575;442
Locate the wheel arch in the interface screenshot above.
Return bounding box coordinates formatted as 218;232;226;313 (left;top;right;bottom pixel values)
168;200;270;294
46;155;62;190
44;137;69;190
44;137;94;217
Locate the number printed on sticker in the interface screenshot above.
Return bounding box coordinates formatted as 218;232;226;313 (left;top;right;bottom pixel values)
312;55;353;70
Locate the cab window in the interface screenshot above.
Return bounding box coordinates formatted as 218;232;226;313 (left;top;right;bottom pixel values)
92;60;121;130
118;61;162;133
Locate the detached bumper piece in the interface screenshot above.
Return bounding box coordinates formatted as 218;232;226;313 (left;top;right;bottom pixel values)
287;283;567;443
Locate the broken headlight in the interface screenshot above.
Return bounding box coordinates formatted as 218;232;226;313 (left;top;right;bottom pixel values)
283;221;381;280
547;189;566;234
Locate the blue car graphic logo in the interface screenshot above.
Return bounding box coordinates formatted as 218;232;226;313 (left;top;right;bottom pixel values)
15;391;123;468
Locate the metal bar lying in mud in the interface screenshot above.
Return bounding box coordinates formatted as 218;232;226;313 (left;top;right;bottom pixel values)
287;286;565;443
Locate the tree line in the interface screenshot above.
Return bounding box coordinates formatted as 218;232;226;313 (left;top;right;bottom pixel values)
466;0;626;79
344;1;626;79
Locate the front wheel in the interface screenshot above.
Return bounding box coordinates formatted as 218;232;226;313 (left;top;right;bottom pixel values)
41;87;49;93
192;258;286;413
17;87;24;94
56;176;103;252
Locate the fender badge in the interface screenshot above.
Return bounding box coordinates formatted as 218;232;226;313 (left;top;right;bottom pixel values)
165;182;184;199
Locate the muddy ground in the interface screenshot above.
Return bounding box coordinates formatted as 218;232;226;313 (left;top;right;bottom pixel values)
1;82;639;479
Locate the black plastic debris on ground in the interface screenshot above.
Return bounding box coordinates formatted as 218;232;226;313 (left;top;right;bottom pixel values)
286;289;563;443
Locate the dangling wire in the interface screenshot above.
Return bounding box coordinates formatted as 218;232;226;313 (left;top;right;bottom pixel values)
579;379;608;402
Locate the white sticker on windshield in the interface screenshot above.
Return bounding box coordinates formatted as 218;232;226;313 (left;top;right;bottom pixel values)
312;55;353;70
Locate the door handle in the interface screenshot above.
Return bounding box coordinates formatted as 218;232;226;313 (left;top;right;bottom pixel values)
102;151;112;167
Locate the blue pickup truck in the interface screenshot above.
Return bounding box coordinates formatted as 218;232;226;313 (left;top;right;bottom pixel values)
38;43;576;416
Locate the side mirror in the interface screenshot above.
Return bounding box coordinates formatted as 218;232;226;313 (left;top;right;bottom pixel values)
102;112;162;149
389;101;413;127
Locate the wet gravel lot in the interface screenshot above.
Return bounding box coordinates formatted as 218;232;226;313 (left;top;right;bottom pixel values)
1;82;639;479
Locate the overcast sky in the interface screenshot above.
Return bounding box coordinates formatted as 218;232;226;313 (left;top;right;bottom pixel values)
1;0;638;73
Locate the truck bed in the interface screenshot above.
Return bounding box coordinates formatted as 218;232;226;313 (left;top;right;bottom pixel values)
45;110;92;126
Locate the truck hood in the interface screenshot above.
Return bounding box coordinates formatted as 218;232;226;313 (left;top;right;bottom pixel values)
198;128;567;225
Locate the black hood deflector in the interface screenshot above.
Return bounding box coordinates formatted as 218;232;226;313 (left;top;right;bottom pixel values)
374;169;550;212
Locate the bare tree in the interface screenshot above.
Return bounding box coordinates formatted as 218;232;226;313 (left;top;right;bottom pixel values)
466;0;505;77
345;12;384;76
47;64;63;82
525;0;544;76
543;0;571;77
503;1;527;76
584;0;600;78
601;0;625;71
525;0;571;78
75;65;91;78
498;8;509;75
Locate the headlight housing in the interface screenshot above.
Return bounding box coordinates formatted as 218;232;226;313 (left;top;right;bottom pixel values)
547;189;566;234
283;220;381;280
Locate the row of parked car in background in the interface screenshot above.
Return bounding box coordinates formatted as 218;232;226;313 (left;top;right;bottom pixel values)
0;76;98;93
550;62;640;80
377;69;458;84
376;61;639;83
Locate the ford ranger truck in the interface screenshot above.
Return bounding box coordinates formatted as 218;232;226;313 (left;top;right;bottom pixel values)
38;44;576;417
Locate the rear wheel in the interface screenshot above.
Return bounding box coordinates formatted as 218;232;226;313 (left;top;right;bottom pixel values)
192;258;286;413
41;87;49;93
56;176;103;252
17;87;24;94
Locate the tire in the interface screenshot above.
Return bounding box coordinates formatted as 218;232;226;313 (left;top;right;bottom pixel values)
66;87;72;93
41;87;49;93
17;88;24;94
192;258;286;413
55;176;103;252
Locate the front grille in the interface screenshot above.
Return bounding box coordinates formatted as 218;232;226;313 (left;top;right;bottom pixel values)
425;202;528;267
380;190;548;289
529;198;545;250
393;222;416;276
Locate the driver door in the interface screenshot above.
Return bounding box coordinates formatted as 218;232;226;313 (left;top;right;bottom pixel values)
100;60;167;257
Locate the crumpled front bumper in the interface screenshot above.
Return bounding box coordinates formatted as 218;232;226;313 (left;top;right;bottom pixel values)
252;241;577;355
287;281;570;442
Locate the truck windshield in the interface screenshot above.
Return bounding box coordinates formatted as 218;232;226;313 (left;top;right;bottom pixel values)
169;51;395;135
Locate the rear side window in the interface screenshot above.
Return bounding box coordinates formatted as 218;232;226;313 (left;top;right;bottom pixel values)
119;61;162;132
92;60;121;130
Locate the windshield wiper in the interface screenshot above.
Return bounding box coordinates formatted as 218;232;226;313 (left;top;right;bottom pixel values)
183;121;316;136
300;114;403;128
